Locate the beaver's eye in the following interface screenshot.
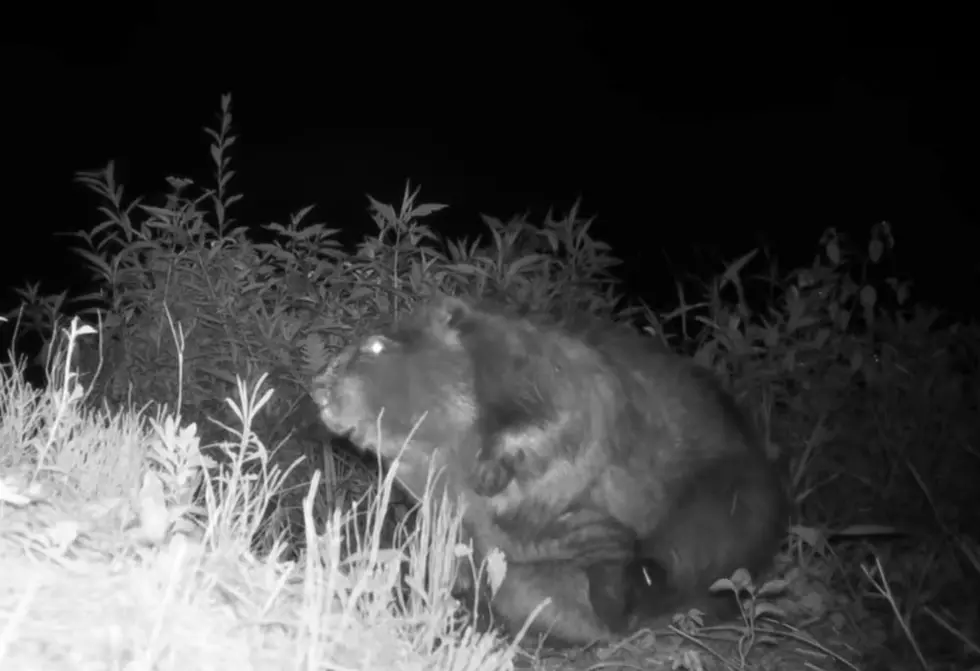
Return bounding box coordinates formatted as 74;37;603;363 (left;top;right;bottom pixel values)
360;335;388;357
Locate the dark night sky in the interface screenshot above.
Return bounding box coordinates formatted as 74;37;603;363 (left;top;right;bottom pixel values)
3;3;978;316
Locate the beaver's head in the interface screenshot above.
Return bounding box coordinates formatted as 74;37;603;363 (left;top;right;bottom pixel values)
311;296;484;496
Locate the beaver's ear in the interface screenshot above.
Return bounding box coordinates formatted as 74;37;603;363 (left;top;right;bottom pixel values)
429;294;474;329
425;294;477;346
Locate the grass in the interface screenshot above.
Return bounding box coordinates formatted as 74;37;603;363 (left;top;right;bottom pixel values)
0;322;513;671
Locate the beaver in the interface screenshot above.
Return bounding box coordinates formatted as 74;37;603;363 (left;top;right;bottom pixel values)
311;294;787;642
311;300;642;644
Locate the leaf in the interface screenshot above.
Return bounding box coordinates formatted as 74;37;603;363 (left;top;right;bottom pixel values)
722;249;759;285
303;333;330;375
833;523;900;537
826;238;841;265
869;238;884;263
48;520;80;550
710;577;734;593
860;284;877;309
409;203;447;218
137;472;170;545
0;479;31;506
445;263;486;277
367;195;398;228
756;579;789;598
729;567;752;587
789;524;825;549
503;254;548;281
752;602;786;620
801;591;825;612
70;318;98;338
485;547;508;595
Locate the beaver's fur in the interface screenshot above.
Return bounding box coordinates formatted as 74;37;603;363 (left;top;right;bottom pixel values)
311;294;787;645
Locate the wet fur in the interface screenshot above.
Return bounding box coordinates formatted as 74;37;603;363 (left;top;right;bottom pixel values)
457;298;787;623
471;456;672;633
311;295;786;643
310;304;638;645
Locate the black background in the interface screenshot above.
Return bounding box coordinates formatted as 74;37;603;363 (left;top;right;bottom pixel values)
3;3;978;314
